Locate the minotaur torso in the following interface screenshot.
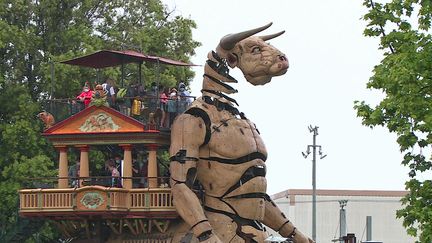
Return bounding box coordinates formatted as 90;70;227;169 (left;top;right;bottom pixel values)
169;23;312;243
188;98;268;221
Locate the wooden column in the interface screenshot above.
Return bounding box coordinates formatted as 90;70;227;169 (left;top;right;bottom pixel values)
77;145;89;187
148;145;158;188
120;144;133;189
56;146;68;188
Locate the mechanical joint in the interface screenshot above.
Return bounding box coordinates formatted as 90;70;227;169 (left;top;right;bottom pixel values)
170;149;199;164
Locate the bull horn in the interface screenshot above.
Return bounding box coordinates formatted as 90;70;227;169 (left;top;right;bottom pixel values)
259;30;285;41
218;22;273;50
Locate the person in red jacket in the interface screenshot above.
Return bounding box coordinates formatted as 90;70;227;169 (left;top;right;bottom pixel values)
76;82;93;108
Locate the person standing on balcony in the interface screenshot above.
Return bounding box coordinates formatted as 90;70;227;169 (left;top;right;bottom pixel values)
100;161;112;187
114;155;124;186
159;87;169;128
70;99;82;114
167;87;178;126
102;78;117;108
132;156;141;188
117;85;132;116
131;82;146;98
68;161;80;187
126;82;145;122
148;82;158;113
76;82;93;108
178;82;192;113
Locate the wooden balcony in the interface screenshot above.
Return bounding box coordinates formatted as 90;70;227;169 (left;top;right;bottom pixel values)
19;186;177;219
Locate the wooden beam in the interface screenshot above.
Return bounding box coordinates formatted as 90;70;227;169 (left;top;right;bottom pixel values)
162;220;171;233
70;220;79;230
84;219;91;239
153;219;164;233
95;220;101;241
138;219;146;233
135;219;140;235
148;219;152;233
52;221;71;238
119;219;123;234
61;221;72;233
107;219;120;235
124;219;137;236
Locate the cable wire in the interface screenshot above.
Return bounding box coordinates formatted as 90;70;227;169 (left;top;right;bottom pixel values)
333;216;340;240
360;221;367;242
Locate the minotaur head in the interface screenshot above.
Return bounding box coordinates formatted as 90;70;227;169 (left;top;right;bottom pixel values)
215;22;289;85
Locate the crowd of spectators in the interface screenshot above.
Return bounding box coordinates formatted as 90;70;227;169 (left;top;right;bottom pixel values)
72;79;193;128
67;152;169;189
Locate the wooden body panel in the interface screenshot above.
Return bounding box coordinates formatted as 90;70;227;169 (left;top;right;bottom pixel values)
196;159;266;197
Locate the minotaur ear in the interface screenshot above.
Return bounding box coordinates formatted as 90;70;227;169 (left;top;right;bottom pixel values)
226;53;238;68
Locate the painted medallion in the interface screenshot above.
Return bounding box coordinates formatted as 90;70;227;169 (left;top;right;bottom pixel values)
80;192;104;209
79;112;120;132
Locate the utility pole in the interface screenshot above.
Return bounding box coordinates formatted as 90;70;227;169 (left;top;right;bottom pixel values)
339;200;348;242
302;125;326;242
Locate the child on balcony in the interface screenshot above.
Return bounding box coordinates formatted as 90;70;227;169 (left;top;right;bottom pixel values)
106;159;121;188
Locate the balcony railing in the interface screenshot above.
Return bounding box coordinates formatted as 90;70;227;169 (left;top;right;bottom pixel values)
19;186;176;219
130;190;173;210
20;189;74;211
41;95;195;129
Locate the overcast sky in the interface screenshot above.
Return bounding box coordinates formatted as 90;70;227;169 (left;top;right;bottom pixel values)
162;0;414;195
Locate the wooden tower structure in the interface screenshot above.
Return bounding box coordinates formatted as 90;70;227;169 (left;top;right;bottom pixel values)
18;50;196;242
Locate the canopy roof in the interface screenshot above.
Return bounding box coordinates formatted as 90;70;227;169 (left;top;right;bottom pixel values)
61;50;196;68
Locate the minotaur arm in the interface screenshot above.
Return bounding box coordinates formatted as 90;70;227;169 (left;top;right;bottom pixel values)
169;113;221;242
262;196;314;243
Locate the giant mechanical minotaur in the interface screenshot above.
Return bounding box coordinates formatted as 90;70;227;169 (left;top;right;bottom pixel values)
170;23;313;243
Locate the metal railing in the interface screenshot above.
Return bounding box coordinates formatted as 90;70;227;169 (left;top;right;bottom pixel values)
25;176;170;189
40;95;195;129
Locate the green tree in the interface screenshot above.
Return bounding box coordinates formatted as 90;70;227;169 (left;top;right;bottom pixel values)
1;0;199;99
355;1;432;241
0;0;199;241
0;84;57;241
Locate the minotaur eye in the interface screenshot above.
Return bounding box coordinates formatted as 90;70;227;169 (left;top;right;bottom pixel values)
252;46;261;54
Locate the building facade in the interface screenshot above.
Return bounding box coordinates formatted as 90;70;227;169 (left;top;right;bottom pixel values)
271;189;417;243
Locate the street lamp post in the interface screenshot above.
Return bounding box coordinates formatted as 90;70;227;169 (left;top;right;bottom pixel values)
339;200;348;242
302;125;326;242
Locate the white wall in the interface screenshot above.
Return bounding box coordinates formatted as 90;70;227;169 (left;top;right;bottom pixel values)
272;194;417;243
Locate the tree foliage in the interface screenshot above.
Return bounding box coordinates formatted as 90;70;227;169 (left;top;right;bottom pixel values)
0;0;199;241
355;0;432;241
